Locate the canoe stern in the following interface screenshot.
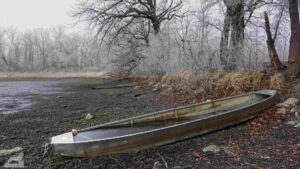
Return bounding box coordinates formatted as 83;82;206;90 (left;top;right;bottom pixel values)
51;132;73;144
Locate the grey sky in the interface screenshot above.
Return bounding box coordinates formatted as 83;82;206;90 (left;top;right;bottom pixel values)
0;0;201;31
0;0;78;31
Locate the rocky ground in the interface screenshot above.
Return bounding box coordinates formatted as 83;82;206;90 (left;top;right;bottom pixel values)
0;78;299;169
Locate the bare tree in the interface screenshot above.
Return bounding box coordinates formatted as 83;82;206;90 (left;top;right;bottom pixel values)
120;18;151;46
264;10;283;70
220;0;245;71
219;0;278;71
0;29;9;70
73;0;183;42
287;0;300;78
6;29;22;70
23;31;35;68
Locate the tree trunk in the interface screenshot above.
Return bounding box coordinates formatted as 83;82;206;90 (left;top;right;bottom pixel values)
228;0;244;71
264;12;282;71
287;0;300;78
220;9;231;68
152;19;160;35
220;0;244;71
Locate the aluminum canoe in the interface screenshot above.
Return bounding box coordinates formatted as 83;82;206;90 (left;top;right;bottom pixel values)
50;90;277;157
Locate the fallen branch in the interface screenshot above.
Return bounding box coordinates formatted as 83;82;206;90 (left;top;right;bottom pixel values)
157;152;168;169
108;155;125;169
89;83;139;90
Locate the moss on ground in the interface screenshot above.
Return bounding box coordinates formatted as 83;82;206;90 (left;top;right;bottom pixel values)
50;156;81;168
79;108;133;128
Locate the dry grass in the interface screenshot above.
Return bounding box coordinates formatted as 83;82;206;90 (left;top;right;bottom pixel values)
147;70;282;102
0;72;109;79
270;73;286;90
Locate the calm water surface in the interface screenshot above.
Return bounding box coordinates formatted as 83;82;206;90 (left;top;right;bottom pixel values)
0;80;62;114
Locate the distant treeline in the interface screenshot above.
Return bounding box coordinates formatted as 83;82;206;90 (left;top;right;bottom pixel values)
0;26;108;72
0;0;294;75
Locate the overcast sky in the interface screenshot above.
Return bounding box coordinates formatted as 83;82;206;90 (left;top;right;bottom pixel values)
0;0;78;31
0;0;201;32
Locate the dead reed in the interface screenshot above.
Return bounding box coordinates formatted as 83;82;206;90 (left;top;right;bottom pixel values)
147;70;284;102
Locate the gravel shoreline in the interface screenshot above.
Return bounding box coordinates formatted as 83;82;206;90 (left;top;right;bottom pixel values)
0;78;299;169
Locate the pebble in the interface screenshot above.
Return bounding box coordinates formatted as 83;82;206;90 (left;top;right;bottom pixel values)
286;121;300;128
202;145;221;153
276;98;299;108
295;112;300;119
0;147;23;157
291;106;300;113
153;161;163;169
85;113;94;120
291;107;296;113
3;152;24;168
276;108;287;114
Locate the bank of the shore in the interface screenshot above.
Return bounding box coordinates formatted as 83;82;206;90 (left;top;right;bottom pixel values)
0;72;108;80
0;78;299;169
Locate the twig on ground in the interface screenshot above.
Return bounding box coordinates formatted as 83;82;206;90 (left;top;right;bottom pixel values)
157;152;168;169
244;162;263;169
108;155;125;168
221;146;241;161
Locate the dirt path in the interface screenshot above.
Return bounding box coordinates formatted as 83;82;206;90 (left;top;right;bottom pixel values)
0;78;299;169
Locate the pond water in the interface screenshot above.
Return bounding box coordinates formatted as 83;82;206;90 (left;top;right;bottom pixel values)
0;80;62;114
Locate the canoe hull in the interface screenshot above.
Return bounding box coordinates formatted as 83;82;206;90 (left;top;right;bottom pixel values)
51;90;277;157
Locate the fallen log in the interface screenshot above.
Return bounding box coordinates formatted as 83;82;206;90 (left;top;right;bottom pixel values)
89;83;139;90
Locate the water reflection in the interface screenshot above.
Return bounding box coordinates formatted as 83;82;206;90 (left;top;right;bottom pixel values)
0;81;61;114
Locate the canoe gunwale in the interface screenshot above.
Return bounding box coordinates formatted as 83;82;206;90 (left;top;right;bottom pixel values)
53;90;277;145
78;90;269;132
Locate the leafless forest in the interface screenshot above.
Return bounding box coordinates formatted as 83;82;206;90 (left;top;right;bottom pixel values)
0;0;299;78
1;1;300;168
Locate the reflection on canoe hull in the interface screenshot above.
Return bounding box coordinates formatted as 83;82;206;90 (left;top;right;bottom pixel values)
50;90;277;157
